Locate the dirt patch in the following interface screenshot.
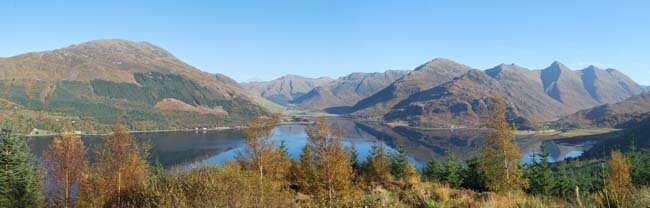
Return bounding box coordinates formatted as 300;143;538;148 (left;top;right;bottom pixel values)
154;98;228;116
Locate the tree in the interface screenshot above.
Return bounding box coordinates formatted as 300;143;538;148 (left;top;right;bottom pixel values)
305;120;355;207
278;140;289;158
551;166;576;199
389;145;409;181
460;157;488;192
292;145;318;193
479;96;526;193
403;163;420;186
93;119;150;206
443;153;462;188
422;158;443;182
0;129;43;208
524;152;553;195
349;142;360;173
628;142;650;186
275;140;292;186
604;150;633;207
361;142;392;185
42;130;88;207
240;115;281;206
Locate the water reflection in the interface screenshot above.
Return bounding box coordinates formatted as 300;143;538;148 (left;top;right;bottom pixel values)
27;119;598;170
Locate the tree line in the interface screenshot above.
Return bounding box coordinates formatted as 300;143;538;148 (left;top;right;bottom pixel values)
1;97;649;207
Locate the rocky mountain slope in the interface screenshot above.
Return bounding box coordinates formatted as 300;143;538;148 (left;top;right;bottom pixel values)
0;39;271;132
350;59;644;128
291;70;408;110
242;75;333;105
558;92;650;128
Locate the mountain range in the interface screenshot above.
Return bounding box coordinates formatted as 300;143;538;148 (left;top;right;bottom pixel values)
0;39;277;133
250;58;645;128
242;75;333;105
244;70;408;110
1;39;646;132
373;60;644;128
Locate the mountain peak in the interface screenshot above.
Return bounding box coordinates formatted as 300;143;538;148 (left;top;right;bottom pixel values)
550;60;565;67
278;74;307;79
414;57;467;72
583;65;603;71
544;61;571;72
58;39;175;59
428;57;458;65
485;63;530;78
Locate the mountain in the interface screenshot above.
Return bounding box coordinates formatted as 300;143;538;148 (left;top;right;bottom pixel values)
384;67;565;128
351;59;644;128
0;39;271;133
242;75;333;105
559;92;650;128
540;62;642;106
351;58;473;117
291;70;408;110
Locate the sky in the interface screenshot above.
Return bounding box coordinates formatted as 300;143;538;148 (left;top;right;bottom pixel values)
1;0;649;85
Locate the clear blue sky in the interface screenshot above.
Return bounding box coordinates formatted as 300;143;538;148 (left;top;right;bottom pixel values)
1;0;649;85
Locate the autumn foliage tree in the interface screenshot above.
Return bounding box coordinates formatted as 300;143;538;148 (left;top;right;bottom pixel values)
479;96;526;193
91;119;150;206
362;143;392;186
42;130;88;208
295;120;356;206
240;114;283;206
604;150;634;207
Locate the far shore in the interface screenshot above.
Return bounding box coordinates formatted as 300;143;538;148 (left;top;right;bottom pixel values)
23;116;619;140
24;120;318;138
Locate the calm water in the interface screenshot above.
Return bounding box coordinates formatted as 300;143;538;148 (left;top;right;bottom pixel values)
27;118;597;169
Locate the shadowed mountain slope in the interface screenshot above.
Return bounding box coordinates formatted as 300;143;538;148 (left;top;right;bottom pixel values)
559;92;650;128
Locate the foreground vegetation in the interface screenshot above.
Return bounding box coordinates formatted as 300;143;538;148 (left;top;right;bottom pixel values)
1;97;650;207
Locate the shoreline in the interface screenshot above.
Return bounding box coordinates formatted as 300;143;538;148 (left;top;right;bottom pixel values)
24;121;317;137
23;117;618;140
25;126;243;138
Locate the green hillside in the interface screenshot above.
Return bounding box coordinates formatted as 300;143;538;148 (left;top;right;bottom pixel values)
0;72;265;134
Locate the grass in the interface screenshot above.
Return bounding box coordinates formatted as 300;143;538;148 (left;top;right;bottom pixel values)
515;128;620;138
285;108;331;117
556;128;620;137
28;128;56;135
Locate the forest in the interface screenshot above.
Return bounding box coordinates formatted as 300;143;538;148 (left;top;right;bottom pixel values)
1;97;649;208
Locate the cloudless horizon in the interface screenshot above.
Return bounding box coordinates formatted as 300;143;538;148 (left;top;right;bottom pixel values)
1;0;649;85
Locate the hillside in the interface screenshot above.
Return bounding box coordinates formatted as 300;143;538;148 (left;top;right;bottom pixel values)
242;75;333;105
291;70;407;110
559;92;650;128
351;59;644;128
0;39;270;133
581;115;650;158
